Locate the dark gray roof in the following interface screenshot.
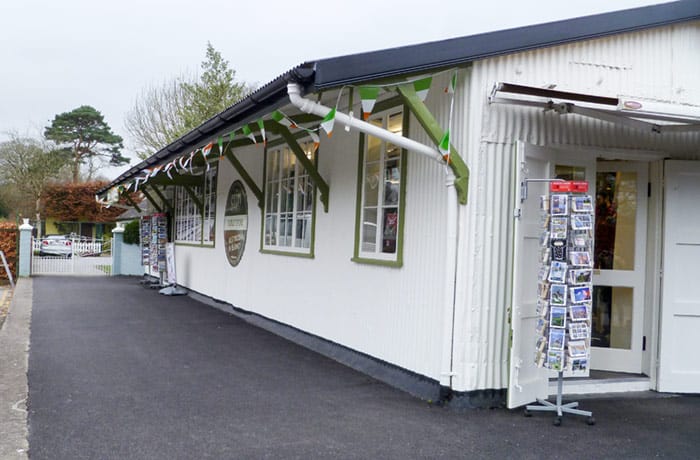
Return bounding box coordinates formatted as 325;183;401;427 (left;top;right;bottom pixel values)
100;0;700;194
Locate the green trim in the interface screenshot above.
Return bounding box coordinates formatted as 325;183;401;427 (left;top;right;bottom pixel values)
182;184;204;213
150;185;172;211
267;120;330;212
350;256;403;268
396;83;470;205
352;107;408;268
223;150;263;209
140;187;163;213
174;242;216;248
259;249;314;259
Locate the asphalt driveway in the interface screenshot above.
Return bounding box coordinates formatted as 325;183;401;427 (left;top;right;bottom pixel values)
27;276;700;459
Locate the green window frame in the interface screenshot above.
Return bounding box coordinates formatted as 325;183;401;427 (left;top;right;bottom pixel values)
353;109;407;267
261;139;317;257
173;164;217;246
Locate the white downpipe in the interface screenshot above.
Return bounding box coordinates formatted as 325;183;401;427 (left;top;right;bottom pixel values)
287;81;460;391
287;83;444;163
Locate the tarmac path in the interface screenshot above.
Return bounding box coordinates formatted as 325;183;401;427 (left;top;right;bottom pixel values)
23;276;700;459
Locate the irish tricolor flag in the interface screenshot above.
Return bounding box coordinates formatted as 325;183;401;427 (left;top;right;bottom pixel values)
359;86;379;120
271;110;297;129
242;125;256;144
439;130;450;158
320;108;336;137
414;77;432;102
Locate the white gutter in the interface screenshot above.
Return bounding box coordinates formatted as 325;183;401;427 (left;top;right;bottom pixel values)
287;81;460;392
287;83;444;163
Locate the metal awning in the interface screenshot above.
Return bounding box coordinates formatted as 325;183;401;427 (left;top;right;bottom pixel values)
489;82;700;134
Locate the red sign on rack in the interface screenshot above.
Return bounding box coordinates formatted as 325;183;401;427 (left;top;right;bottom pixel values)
550;181;589;193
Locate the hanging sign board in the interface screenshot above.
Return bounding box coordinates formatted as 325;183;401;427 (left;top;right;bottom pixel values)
224;180;248;267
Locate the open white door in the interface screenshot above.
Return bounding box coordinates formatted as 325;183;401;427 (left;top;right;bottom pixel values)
658;160;700;393
508;142;549;408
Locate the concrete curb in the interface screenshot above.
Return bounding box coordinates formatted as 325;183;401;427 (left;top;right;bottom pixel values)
0;278;32;459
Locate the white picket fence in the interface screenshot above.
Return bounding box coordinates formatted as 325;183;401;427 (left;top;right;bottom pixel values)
31;237;112;275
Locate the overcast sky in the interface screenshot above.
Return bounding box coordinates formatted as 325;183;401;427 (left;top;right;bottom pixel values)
0;0;674;178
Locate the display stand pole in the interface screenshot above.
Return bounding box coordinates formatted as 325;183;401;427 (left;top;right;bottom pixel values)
525;372;595;426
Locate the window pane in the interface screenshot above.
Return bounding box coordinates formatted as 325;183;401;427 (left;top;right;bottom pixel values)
592;286;633;350
364;162;380;207
595;171;637;270
367;135;381;163
384;159;400;206
555;164;586;181
381;207;398;254
362;208;378;252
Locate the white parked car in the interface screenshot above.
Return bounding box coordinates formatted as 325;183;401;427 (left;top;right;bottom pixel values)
39;235;72;257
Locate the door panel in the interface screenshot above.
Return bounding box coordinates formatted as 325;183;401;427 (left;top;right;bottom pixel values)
508;142;549;408
590;162;648;373
658;160;700;392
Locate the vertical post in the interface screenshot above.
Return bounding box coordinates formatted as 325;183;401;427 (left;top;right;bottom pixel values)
18;218;33;277
112;223;125;276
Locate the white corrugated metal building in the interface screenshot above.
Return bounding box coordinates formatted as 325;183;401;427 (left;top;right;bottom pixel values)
100;0;700;408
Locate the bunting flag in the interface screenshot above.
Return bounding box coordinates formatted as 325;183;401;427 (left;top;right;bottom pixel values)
308;130;320;152
414;77;432;101
445;72;457;94
178;154;188;171
241;125;256;144
228;129;237;144
271;110;297;129
202;142;214;171
257;119;266;146
439;130;450;158
217;136;224;156
149;165;162;178
320;108;336;137
188;150;196;174
164;160;176;179
359;86;380;120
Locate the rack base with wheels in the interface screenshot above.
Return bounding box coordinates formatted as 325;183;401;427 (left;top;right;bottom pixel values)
524;371;595;426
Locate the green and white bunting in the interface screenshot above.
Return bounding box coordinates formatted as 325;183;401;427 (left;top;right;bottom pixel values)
414;77;432;102
438;131;450;157
217;136;224;156
445;73;457;94
241;125;256;144
257;119;266;146
359;86;380;120
308;130;320;151
320;108;336;137
271;110;297;129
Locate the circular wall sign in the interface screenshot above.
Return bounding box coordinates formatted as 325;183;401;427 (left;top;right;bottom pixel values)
224;180;248;267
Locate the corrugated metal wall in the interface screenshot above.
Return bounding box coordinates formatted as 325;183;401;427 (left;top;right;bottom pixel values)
451;21;700;393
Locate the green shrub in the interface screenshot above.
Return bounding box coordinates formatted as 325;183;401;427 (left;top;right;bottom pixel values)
123;220;140;245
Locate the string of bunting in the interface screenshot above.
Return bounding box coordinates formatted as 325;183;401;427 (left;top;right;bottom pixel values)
100;68;458;206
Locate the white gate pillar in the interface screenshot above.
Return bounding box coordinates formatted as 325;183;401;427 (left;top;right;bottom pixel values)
111;223;124;276
18;219;33;277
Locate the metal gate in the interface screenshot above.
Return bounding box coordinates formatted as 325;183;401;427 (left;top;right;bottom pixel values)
31;236;112;275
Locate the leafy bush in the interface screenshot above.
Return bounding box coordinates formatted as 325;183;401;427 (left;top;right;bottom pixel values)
123;220;140;245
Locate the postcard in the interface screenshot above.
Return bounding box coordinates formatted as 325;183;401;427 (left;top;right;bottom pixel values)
569;322;589;340
570;285;592;303
569;304;590;321
540;231;550;247
572;195;593;213
568;340;588;358
549;306;567;329
550;284;567;306
541;247;551;264
537;299;549;318
535;318;548;336
548;261;567;283
569;251;592;267
538;282;549;300
550;217;568;239
550;194;569;216
536;335;547;352
538;265;550;281
571;214;593;230
550;239;567;262
540;195;550;212
573;235;588;248
570;357;588;372
548;328;565;350
547;349;564;371
569;269;592;285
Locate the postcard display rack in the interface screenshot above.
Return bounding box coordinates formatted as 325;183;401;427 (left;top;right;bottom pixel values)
525;181;596;426
140;214;168;284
